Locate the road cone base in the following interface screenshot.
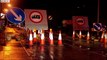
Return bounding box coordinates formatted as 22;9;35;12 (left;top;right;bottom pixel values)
72;35;75;38
100;38;104;43
58;40;62;46
50;40;54;45
29;41;33;46
87;41;90;44
79;35;82;39
41;40;45;45
50;44;54;46
58;44;63;46
33;38;36;43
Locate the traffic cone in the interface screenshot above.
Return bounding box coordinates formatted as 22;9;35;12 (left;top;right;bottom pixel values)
33;30;37;43
72;31;75;39
58;30;63;46
87;32;90;40
104;34;107;48
38;30;42;38
87;32;90;44
29;30;33;46
49;29;54;45
41;30;45;45
104;34;107;43
79;31;82;39
100;31;104;43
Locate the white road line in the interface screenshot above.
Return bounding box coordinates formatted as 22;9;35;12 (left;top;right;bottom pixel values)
19;41;30;56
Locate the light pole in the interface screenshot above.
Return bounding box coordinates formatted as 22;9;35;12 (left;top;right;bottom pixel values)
96;0;100;36
97;0;100;23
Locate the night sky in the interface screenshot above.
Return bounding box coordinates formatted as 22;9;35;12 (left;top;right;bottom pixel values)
11;0;107;25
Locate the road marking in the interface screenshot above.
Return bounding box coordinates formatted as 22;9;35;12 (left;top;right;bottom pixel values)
19;41;30;56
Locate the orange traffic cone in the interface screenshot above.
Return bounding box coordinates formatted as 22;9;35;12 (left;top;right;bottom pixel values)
49;29;54;45
104;34;107;48
87;32;90;40
38;30;42;38
58;30;63;46
41;30;45;45
33;30;37;43
101;31;104;43
72;31;75;39
79;31;82;39
86;32;90;44
29;30;33;46
104;34;107;43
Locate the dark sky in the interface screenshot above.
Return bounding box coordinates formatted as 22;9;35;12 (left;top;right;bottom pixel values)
12;0;107;25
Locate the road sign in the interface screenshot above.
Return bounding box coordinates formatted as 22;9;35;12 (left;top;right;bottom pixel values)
29;11;43;23
93;23;102;31
24;9;48;30
76;18;84;25
6;7;25;24
73;16;89;30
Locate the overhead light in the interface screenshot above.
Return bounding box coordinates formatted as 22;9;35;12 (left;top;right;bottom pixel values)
0;0;10;3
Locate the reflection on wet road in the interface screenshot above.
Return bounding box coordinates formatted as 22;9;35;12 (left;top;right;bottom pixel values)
0;38;107;60
30;45;63;60
0;39;31;60
28;40;107;60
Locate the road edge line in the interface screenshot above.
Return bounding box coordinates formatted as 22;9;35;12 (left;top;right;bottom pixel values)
19;41;30;56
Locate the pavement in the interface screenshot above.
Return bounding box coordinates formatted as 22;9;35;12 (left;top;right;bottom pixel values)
0;39;32;60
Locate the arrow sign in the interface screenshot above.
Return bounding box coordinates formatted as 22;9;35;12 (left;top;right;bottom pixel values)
6;7;25;24
10;9;22;21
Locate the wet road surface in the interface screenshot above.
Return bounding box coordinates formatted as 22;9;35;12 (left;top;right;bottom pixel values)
0;38;107;60
0;39;31;60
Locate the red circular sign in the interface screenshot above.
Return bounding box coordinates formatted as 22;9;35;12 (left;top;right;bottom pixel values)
29;11;43;23
76;18;84;25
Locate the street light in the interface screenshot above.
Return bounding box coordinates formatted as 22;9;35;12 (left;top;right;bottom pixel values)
3;8;8;13
7;3;12;8
3;3;12;13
